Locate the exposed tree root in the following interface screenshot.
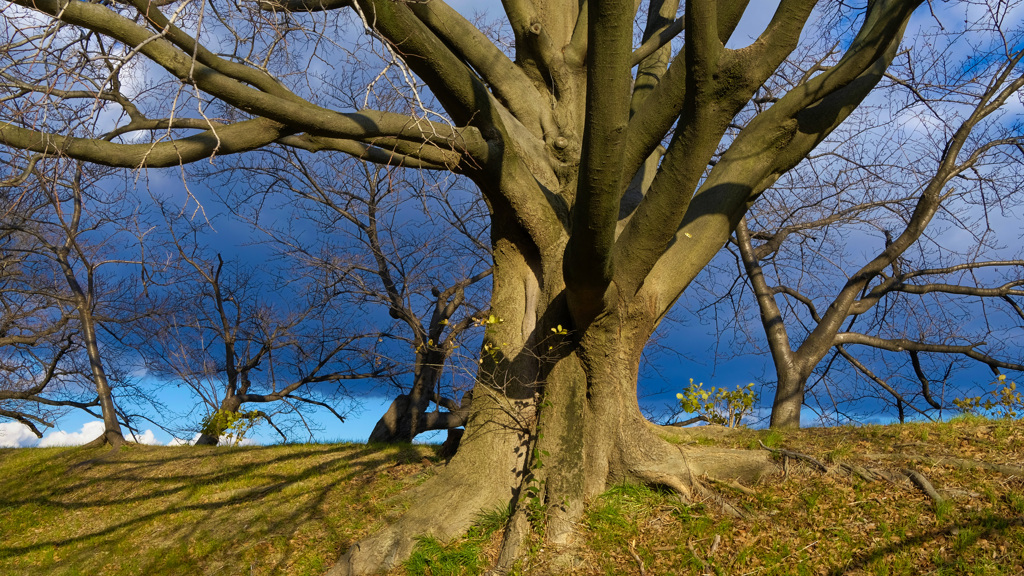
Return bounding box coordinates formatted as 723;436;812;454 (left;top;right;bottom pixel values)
328;465;518;576
333;422;778;575
865;453;1024;477
629;441;772;520
753;440;960;510
705;476;757;497
72;436;129;469
81;431;124;450
333;422;1012;576
329;411;529;576
758;440;828;472
840;463;883;483
903;468;945;504
486;507;531;576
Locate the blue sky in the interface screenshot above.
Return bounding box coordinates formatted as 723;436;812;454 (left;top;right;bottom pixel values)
2;1;1020;449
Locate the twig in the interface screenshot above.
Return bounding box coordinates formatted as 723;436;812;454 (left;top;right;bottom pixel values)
741;540;818;575
687;542;710;575
628;539;648;576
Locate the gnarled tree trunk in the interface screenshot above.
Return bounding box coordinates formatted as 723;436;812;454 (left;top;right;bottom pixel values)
331;222;777;575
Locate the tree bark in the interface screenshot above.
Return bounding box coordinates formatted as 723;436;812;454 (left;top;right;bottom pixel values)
769;371;806;429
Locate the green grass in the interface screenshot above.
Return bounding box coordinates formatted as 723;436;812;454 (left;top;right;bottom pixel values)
1;418;1022;575
405;537;483;576
0;442;436;576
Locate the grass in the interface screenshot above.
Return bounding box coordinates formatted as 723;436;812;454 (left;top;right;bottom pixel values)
0;442;434;576
569;417;1024;576
1;418;1022;575
405;537;483;576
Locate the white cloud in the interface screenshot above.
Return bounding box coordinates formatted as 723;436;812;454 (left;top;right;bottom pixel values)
3;421;254;448
128;429;162;445
38;421;105;447
168;433;199;446
166;433;258;447
0;422;42;448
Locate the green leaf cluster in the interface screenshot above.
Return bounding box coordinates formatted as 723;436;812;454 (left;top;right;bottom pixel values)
200;409;263;446
677;379;756;428
954;375;1022;419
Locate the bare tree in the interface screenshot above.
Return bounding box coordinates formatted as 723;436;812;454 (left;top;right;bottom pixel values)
135;203;393;445
0;159;151;447
0;0;937;572
0;226;94;436
213;149;492;444
719;10;1024;428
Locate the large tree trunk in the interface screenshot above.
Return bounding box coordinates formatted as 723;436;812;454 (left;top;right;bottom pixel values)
331;216;775;575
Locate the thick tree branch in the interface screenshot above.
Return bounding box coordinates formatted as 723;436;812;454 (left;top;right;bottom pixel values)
0;409;51;437
834;333;1024;372
0;119;293;168
631;16;684;68
407;1;553;141
256;0;352;12
736;218;795;368
564;0;635;323
629;0;681;117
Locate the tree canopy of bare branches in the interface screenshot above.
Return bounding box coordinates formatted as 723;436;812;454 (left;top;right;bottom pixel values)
0;0;978;573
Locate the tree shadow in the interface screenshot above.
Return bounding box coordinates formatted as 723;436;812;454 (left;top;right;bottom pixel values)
825;513;1024;575
0;442;437;574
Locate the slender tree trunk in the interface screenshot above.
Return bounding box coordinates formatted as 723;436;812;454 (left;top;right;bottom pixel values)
77;306;125;448
59;263;125;449
769;369;806;429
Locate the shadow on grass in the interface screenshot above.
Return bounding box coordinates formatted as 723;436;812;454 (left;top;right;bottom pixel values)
825;513;1024;575
0;442;436;575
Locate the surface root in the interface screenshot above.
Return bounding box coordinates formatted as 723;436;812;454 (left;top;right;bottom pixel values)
758;440;828;472
903;468;945;503
865;452;1024;476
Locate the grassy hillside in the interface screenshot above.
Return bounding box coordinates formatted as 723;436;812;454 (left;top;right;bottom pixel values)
1;417;1022;575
